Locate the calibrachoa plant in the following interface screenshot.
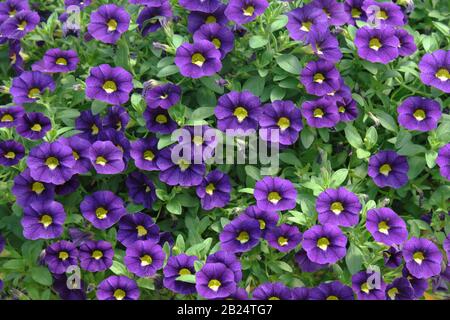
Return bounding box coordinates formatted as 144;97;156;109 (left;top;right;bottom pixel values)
0;0;449;301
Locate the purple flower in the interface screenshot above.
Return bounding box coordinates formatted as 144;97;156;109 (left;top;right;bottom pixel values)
300;60;341;96
0;139;24;166
128;0;164;6
301;97;340;128
137;2;173;36
368;150;409;188
44;241;78;274
103;105;130;132
21;200;66;240
193;23;234;58
80;191;126;230
224;0;268;25
143;106;178;134
316;187;361;227
291;287;309;300
265;224;302;252
86;64;133;105
175;40;222;79
145;83;181;109
79;240;114;272
96;276;140;300
252;282;291;300
64;0;91;9
58;136;92;174
215;90;262;133
286;4;328;42
0;10;39;39
403;237;443;279
97;129;131;161
418;50;450;93
242;205;279;237
124;240;165;277
196;170;231;210
0;0;30;21
75;110;102;142
397;96;441;132
54;175;80;196
366;208;408;246
117;213;160;247
163;254;198;295
344;0;367;25
385;277;415;300
362;0;405;27
16;111;51;140
179;0;221;13
384;246;403;268
436;143;450;180
12;168;55;207
187;5;228;34
130;137;159;171
52;274;86;300
87;4;130;44
156;147;205;187
88;140;125;175
259;100;303;146
126;171;156;209
27;141;76;185
310;281;354;300
206;251;242;283
32;48;79;73
196;262;237;299
10;71;55;104
302;224;347;264
354;26;400;64
254;176;297;212
294;249;328;272
311;0;349;26
395;28;416;56
219;216;261;253
402;267;428;299
336;96;359;122
0;105;24;128
352;270;386;300
307;28;342;63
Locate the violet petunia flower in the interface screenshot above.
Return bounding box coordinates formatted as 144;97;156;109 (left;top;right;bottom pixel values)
117;213;160;247
75;110;103;142
265;224;302;252
397;96;442;132
395;28;416;57
88;140;125;175
196;262;237;299
16;111;51;140
362;0;405;27
307;28;343;63
10;71;55;104
179;0;221;13
301;97;340;128
352;270;386;300
143;106;178;134
385;277;415;300
0;139;24;166
163;254;198;295
309;281;354;300
126;171;156;209
206;251;242;283
80;190;127;230
87;4;130;44
128;0;164;6
193;23;234;58
130;136;159;171
196;170;231;210
418;50;450;93
224;0;269;25
97;129;131;161
54;175;80;196
291;287;309;300
79;240;114;272
286;4;328;42
175;40;222;79
103;105;130;132
310;0;349;26
354;26;400;64
64;0;91;9
302;224;347;264
436;143;450;180
0;105;24;128
316;187;361;227
96;276;140;300
0;0;30;21
294;249;328;272
219;216;261;253
254;176;297;211
384;246;403;268
242;205;279;237
403;237;443;279
136;2;173;36
366;208;408;246
12;168;55;207
44;241;78;274
300;60;341;96
0;10;39;39
145;83;181;109
32;48;79;73
252;282;291;300
58;136;92;175
402;267;428;299
344;0;367;25
336;96;359;122
368;150;409;188
21;200;66;240
187;4;228;34
124;240;165;277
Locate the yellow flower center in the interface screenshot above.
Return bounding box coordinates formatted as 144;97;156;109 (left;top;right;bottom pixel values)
378;221;390;235
28;88;40;99
32;182;45;194
9;9;16;17
313;73;325;83
155;114;168;124
143;150;154;161
361;282;371;294
258;219;266;230
4;151;15;159
300;21;312;32
107;19;118;32
45;157;59;170
212;38;221;49
413;109;426;121
376;10;388;20
208;279;221;291
31;123;42;132
267;191;282;204
369;38;382;51
317;237;330;251
268;296;280;300
95;156;108;166
236;231;250;244
102;80;117;94
92;250;103;260
179;268;191;276
278;236;289;247
58;251;69;261
387;287;399;300
330;202;344;215
191;53;206;67
95;207;108;220
73;151;80;160
40;214;53;228
277;117;290;130
413;251;425;265
327;295;339;300
1;114;14;122
192;135;203;146
243;6;255;16
351;8;361;18
56;57;68;66
205;183;215;195
17;20;27;31
205;15;217;23
338;106;346;113
233;107;248;123
136;225;148;237
435;68;449;81
379;164;392;176
91;124;99;135
113;289;126;300
140;254;153;267
313;108;324;118
177;158;190;171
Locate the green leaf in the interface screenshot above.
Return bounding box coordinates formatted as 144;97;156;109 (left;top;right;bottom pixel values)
345;244;363;275
344;124;363;148
245;165;262;181
373;110;398;132
270;87;286;102
300;127;315;149
331;169;348;187
31;266;53;286
276;54;301;74
243;76;265;96
157;65;179;78
249;35;269;49
270;15;288;32
167;199;182;215
176;274;196;283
